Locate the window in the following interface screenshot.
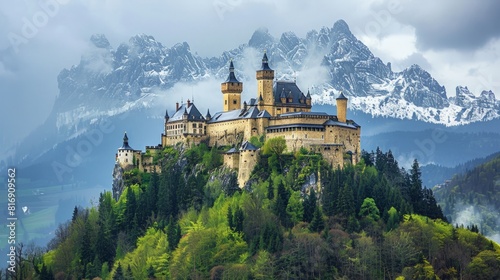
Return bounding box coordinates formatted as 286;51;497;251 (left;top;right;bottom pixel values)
233;100;237;104
225;100;228;105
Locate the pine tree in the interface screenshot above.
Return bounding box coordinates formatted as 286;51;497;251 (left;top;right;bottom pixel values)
267;176;274;200
273;180;290;226
167;217;181;251
234;207;244;233
227;207;234;230
72;206;79;222
147;265;155;279
303;188;317;223
113;262;124;280
410;159;424;213
124;186;137;232
309;207;325;233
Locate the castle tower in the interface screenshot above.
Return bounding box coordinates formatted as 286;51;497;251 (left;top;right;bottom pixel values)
221;59;243;111
336;92;348;123
256;52;275;114
116;132;135;169
237;141;259;187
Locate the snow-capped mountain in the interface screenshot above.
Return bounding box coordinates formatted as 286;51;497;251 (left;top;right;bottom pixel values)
53;19;499;137
6;19;499;172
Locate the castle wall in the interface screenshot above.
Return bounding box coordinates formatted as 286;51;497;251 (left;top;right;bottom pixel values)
206;118;262;147
224;152;240;170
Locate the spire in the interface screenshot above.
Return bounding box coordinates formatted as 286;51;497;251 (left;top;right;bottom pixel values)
225;59;240;83
165;109;169;119
260;51;272;70
119;131;133;150
306;89;311;99
205;109;211;119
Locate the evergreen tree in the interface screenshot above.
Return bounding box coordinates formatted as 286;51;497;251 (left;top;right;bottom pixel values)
124;186;137;232
303;188;317;223
167;217;181;251
267;176;274;200
113;262;124;280
147;265;155;279
273;180;290;226
227;207;234;230
410;159;424;213
234;207;244;233
72;206;79;223
308;206;325;233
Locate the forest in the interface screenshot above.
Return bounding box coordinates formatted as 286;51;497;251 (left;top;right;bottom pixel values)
433;154;500;237
6;138;500;280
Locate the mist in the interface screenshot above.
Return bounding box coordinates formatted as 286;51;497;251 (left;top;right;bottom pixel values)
453;203;500;244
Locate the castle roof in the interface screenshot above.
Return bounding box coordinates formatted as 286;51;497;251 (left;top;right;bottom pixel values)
260;52;272;71
209;105;262;123
119;132;134;150
337;92;348;100
273;81;309;107
323;119;359;129
225;60;240;83
225;147;238;154
240;141;258;151
168;102;204;122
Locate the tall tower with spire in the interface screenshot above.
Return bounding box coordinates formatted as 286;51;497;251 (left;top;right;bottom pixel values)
256;52;275;114
221;59;243;111
116;132;135;168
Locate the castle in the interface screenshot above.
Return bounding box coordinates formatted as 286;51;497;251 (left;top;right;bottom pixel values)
115;53;361;187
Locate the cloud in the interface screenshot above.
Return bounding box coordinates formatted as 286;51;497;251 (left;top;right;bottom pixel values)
386;0;500;51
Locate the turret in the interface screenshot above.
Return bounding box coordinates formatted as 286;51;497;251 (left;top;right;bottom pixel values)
306;90;311;106
336;92;348;123
221;59;243;111
205;109;211;121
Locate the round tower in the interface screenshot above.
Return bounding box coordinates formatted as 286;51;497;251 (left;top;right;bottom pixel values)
117;132;134;168
221;59;243;111
336;92;348;123
256;52;275;114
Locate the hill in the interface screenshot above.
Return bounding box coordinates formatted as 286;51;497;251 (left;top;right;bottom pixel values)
433;154;500;243
6;141;500;280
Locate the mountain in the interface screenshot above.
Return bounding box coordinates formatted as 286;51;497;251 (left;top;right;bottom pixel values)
421;151;500;188
4;19;500;178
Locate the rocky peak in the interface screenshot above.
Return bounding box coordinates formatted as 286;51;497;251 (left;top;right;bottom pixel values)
248;27;275;49
479;90;497;108
90;34;111;49
453;86;476;107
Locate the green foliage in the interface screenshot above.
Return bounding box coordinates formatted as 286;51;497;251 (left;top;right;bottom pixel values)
286;191;304;226
249;135;264;148
40;146;500;280
433;154;500;236
359;197;380;221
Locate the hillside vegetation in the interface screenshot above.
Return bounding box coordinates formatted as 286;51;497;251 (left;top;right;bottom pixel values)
433;153;500;237
8;141;500;280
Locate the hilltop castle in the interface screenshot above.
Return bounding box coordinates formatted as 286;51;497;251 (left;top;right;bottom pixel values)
115;53;361;188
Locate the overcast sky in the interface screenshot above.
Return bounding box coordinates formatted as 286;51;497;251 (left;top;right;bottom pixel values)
1;0;499;151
